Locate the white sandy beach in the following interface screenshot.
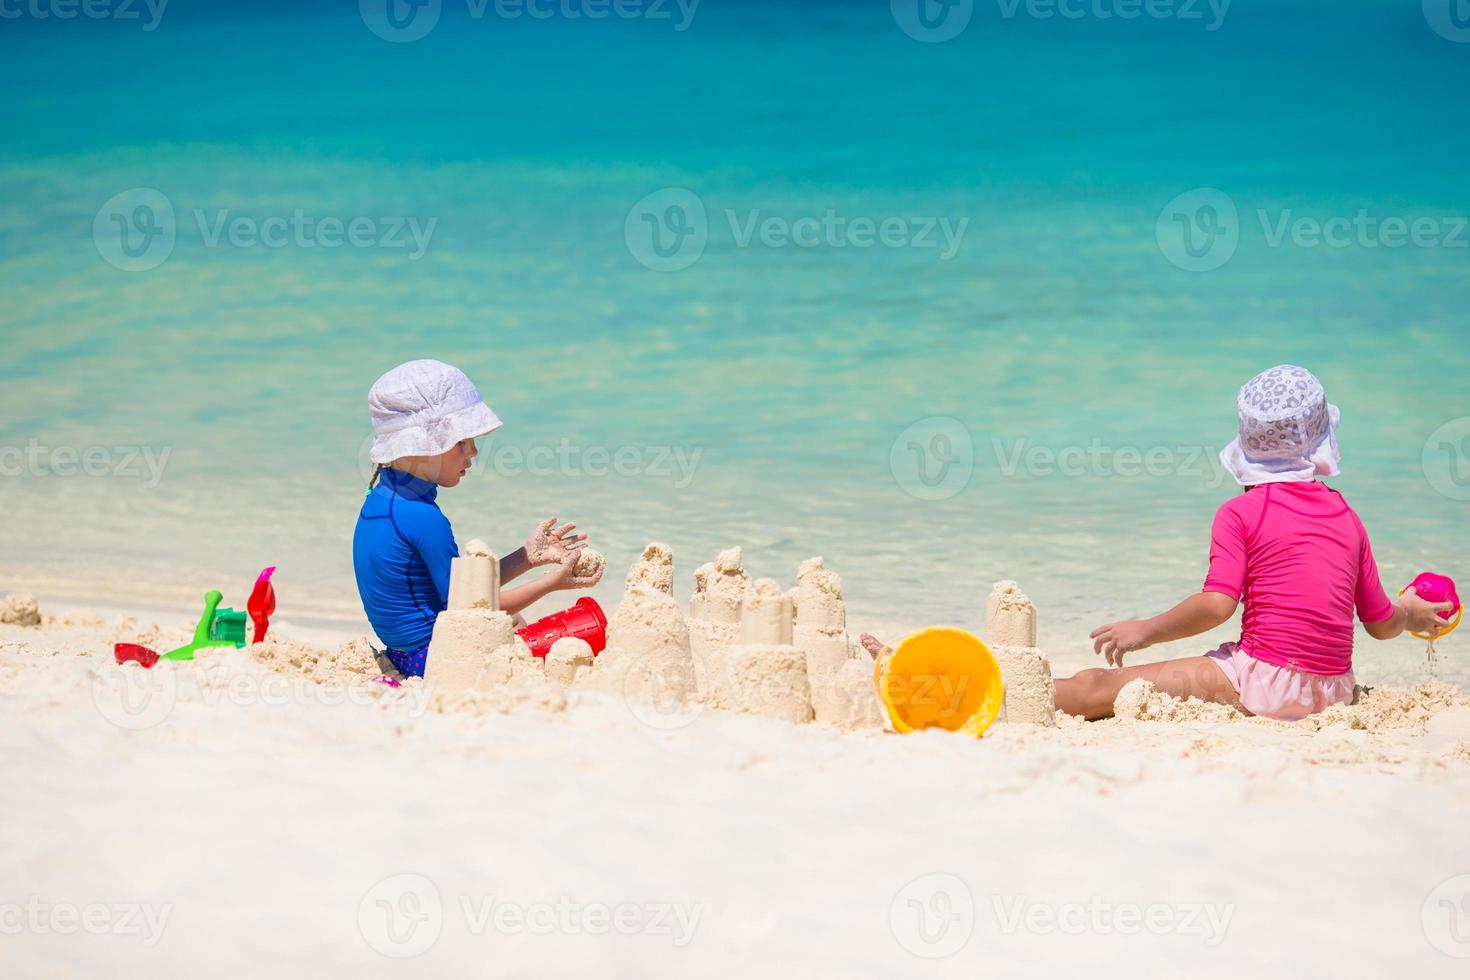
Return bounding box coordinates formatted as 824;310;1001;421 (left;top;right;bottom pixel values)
4;548;1470;979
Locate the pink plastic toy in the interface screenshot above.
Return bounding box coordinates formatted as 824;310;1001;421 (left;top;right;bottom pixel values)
1400;572;1461;641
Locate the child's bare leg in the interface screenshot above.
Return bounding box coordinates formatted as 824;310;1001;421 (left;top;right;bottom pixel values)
1055;656;1244;720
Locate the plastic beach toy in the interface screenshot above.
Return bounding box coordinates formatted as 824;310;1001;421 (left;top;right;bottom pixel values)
114;643;160;668
161;590;244;661
872;627;1006;737
247;566;276;644
516;597;608;659
112;566;281;667
1400;571;1461;641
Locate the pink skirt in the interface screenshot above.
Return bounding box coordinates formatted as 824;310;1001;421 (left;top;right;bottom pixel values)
1205;642;1356;721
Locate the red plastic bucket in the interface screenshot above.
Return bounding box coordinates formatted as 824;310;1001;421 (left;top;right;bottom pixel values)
516;597;608;659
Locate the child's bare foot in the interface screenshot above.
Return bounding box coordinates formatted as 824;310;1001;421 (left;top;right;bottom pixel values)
859;633;890;659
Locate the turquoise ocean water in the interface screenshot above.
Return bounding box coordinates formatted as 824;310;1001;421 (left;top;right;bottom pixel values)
2;0;1468;680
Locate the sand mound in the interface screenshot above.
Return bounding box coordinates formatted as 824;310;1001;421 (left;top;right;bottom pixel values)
1113;679;1245;723
249;635;383;685
1306;682;1467;734
2;594;42;628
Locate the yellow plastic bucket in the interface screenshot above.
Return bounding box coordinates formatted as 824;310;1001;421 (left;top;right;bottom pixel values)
873;627;1005;737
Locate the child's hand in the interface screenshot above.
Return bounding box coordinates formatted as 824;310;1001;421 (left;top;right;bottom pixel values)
547;548;605;591
1090;619;1155;667
523;517;588;567
1402;587;1455;636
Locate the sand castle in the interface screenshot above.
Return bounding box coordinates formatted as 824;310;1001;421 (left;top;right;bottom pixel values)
417;539;882;729
707;578;812;723
690;552;881;729
688;547;748;698
985;581;1057;727
447;539;500;611
423;547;540;690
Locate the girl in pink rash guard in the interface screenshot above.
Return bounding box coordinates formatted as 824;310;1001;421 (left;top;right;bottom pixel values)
1049;366;1454;721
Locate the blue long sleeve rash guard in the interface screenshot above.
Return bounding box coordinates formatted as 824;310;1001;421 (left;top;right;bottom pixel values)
353;467;459;653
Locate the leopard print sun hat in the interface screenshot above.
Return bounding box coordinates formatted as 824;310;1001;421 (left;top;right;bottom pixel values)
1218;365;1341;486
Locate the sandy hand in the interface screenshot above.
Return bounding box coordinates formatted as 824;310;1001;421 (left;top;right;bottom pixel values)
859;633;891;660
1089;619;1153;668
524;518;588;566
1402;587;1455;636
548;548;605;591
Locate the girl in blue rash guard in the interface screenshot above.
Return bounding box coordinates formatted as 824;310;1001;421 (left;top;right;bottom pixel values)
352;359;605;677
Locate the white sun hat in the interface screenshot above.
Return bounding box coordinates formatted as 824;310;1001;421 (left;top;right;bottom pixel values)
368;359;503;465
1219;364;1341;486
